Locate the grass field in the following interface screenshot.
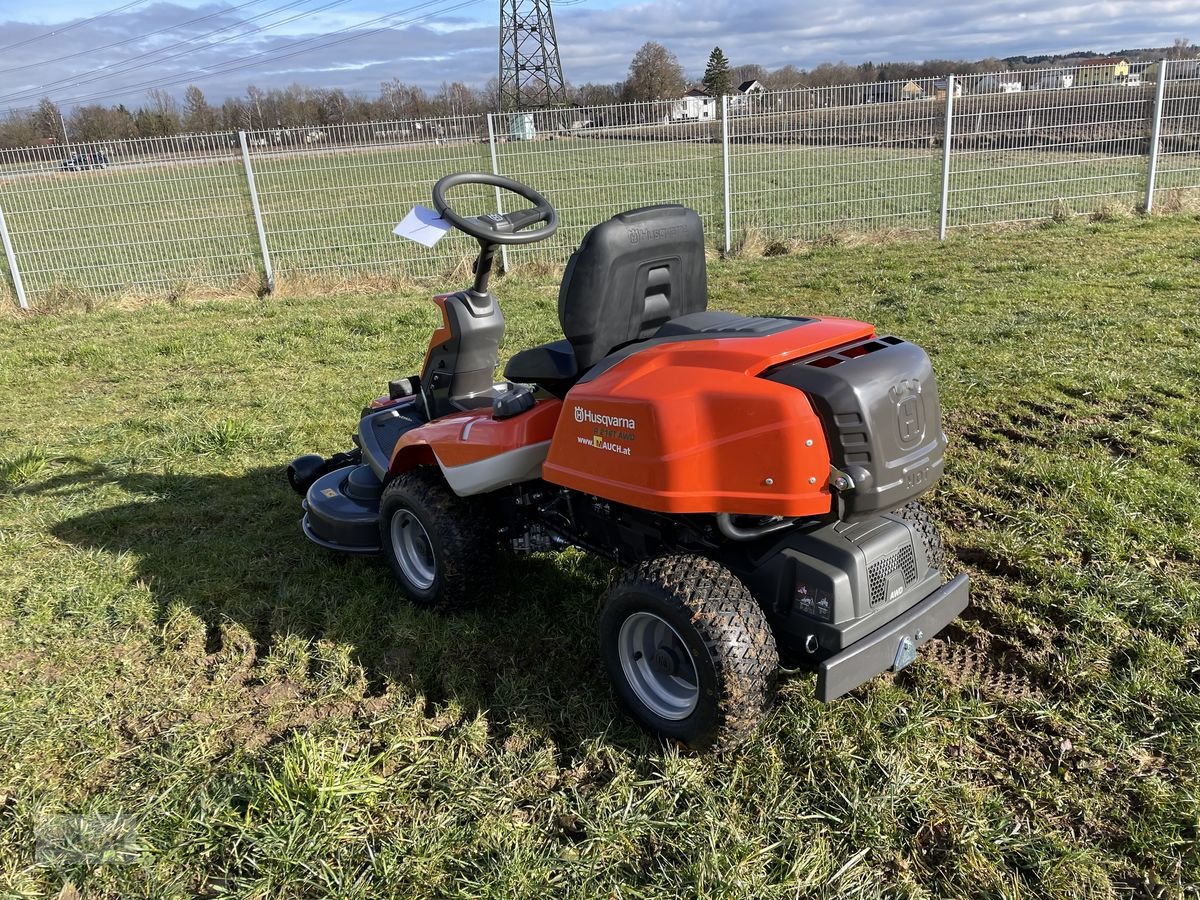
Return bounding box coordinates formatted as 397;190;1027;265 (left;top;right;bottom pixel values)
0;214;1198;898
2;134;1197;308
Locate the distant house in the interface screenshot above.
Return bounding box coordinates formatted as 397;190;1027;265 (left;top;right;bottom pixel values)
670;88;716;121
1036;71;1075;90
978;75;1023;93
933;78;964;100
1075;57;1130;86
729;79;767;113
862;80;924;104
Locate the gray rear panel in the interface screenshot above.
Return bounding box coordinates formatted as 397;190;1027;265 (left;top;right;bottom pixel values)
765;335;946;519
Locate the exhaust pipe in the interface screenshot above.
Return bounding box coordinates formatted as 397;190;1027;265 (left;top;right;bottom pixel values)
716;513;797;541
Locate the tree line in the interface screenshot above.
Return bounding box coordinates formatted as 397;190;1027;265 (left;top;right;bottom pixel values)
2;37;1193;150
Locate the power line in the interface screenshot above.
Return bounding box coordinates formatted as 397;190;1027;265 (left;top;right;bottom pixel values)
0;0;357;105
8;0;485;112
0;0;276;75
0;0;151;54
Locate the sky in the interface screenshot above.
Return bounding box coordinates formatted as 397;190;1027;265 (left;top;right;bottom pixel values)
0;0;1197;112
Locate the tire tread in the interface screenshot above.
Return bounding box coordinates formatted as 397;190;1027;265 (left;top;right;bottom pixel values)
601;554;778;751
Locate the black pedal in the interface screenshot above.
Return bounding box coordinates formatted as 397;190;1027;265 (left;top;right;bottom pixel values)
493;385;536;420
389;376;418;399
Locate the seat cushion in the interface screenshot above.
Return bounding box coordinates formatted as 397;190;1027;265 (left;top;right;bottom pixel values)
504;339;579;387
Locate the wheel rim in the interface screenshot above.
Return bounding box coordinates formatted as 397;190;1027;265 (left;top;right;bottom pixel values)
617;611;699;721
390;509;436;590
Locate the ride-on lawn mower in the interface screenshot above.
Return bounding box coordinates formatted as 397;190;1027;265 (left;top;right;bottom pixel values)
288;173;970;751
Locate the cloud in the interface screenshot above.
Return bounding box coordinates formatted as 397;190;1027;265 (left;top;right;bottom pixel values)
0;0;1196;111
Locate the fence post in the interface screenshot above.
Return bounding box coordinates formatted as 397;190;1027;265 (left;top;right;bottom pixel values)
938;74;956;241
238;130;275;294
486;113;510;273
721;94;732;254
1144;59;1168;214
0;205;28;310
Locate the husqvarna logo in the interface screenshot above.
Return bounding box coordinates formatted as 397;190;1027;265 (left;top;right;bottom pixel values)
890;379;925;447
573;406;636;430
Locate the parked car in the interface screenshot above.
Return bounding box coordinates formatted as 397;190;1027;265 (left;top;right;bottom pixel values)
60;152;109;171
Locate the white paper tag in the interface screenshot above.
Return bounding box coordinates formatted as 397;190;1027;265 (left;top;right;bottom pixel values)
393;205;452;247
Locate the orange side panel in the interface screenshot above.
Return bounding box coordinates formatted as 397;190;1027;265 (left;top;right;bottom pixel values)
422;294;454;374
542;317;875;517
389;398;562;475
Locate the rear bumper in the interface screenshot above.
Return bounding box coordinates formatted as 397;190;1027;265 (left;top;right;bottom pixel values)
815;573;969;702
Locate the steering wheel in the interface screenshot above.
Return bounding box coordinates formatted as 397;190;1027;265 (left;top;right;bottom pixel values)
432;173;558;246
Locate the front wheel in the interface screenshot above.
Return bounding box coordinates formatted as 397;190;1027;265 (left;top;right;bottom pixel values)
598;555;779;752
379;468;495;610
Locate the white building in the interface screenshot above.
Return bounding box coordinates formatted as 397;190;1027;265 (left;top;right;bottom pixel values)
729;79;768;113
1036;72;1074;90
670;88;716;121
978;75;1023;93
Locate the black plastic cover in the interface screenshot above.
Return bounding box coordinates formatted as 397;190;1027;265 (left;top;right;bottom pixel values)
422;291;505;419
503;338;579;389
766;336;946;518
492;384;537;419
654;311;811;338
558;205;708;370
358;404;425;479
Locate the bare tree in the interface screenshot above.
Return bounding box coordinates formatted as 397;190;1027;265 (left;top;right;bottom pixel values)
34;97;65;142
183;85;218;132
624;42;686;101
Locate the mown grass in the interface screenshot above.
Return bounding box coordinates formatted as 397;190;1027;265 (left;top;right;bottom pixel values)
1;135;1197;305
0;215;1198;898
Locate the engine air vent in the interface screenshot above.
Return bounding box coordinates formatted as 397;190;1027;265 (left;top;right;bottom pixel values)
867;543;918;608
804;335;907;369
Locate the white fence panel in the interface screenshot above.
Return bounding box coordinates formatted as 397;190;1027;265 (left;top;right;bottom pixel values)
1;57;1198;306
947;65;1154;227
727;79;946;246
244;116;495;285
492;100;723;263
1151;59;1200;210
0;132;258;300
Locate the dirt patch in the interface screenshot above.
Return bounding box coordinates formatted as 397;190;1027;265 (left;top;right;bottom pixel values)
922;636;1038;703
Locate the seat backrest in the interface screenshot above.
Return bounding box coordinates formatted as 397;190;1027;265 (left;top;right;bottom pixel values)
558;205;707;371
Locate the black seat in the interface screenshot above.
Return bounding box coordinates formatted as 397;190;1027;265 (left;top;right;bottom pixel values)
504;204;708;390
502;338;578;392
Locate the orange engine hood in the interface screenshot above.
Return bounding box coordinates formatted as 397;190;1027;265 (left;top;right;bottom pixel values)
542;316;875;517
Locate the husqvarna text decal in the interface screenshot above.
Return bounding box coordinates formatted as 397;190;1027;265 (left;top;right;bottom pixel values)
574;405;636;456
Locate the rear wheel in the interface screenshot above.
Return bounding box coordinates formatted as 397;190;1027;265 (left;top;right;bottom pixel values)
598;555;778;752
897;501;944;572
379;468;495;609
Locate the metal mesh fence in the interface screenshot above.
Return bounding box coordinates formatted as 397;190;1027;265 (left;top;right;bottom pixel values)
244;116;495;284
1;59;1199;307
491;101;723;264
726;79;945;244
1153;59;1200;210
0;133;259;300
947;66;1154;227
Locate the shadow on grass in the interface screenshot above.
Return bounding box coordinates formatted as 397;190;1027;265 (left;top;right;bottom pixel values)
35;462;635;754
